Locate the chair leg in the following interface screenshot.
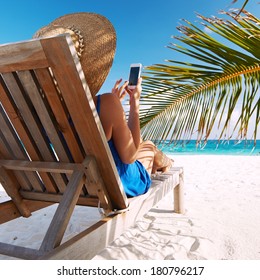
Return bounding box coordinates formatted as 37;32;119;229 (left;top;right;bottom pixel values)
0;167;31;217
174;168;184;214
39;170;85;252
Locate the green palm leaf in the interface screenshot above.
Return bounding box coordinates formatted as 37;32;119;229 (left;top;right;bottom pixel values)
140;10;260;145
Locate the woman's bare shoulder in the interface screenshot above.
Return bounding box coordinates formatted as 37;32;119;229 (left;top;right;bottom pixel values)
100;93;124;115
100;92;118;102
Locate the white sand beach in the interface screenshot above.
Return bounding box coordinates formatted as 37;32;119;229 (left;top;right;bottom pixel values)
0;155;260;260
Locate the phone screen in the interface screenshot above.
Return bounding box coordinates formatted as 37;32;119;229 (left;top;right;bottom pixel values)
129;66;141;86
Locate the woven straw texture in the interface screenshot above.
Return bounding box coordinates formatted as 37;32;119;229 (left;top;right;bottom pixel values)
34;12;116;96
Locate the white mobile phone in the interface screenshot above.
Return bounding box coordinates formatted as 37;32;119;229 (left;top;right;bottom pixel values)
128;63;142;88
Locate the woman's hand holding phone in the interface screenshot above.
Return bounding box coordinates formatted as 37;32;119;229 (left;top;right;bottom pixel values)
111;63;142;107
126;77;142;104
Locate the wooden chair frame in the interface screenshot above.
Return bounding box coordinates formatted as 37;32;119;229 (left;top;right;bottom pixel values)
0;35;184;259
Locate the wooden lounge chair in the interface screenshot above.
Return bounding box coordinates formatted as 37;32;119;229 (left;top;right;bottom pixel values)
0;35;184;259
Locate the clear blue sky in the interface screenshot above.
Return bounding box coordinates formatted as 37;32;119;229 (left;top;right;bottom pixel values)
0;0;259;138
1;0;258;92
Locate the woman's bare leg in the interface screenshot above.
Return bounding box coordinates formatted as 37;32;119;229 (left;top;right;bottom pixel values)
136;140;155;174
136;140;173;174
152;146;174;173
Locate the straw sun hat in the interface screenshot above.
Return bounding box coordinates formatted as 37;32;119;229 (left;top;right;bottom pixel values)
33;12;116;97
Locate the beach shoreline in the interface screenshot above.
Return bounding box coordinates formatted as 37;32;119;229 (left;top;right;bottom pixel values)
0;155;260;260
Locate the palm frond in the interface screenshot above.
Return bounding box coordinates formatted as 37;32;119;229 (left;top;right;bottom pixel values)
140;10;260;145
231;0;250;17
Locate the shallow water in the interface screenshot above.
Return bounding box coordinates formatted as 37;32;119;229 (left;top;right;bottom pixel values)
157;140;260;155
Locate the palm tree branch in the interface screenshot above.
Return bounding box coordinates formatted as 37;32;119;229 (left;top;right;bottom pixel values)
139;10;260;144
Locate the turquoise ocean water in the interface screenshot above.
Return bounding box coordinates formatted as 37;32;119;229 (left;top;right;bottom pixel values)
157;140;260;156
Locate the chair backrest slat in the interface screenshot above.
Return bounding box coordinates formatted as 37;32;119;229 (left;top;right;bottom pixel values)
0;40;48;73
17;70;71;163
0;106;43;191
0;76;59;193
1;72;67;192
35;68;84;163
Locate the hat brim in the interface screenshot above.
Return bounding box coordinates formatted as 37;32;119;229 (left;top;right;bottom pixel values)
34;12;116;96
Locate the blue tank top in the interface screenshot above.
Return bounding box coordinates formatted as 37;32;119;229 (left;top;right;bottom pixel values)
97;95;151;197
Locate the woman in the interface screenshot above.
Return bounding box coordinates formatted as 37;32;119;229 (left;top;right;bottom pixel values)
95;78;173;197
34;12;172;197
